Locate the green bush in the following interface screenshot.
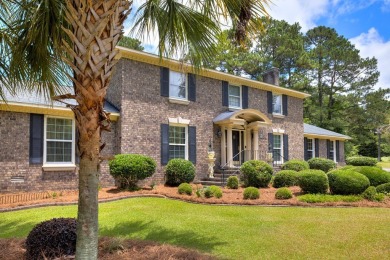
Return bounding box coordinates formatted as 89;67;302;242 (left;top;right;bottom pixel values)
210;185;223;198
165;159;195;186
241;160;273;188
376;183;390;194
374;193;386;202
362;186;377;201
275;187;293;200
281;159;309;172
308;157;336;172
352;166;390;186
297;194;362;203
109;154;156;189
243;187;260;200
346;156;378;166
226;176;239;189
272;170;298;188
327;169;370;195
297;170;329;194
178;183;193;195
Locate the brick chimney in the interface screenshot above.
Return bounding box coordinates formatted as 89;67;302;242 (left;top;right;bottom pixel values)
262;67;280;86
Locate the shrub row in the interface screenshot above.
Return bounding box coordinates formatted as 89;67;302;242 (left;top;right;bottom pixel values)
346;156;378;166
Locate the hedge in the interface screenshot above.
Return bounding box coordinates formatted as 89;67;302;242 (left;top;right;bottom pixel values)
297;169;329;194
346;156;377;166
165;159;195;186
272;170;298;188
281;160;309;172
241;160;273;188
352;166;390;186
327;169;370;195
308;158;336;172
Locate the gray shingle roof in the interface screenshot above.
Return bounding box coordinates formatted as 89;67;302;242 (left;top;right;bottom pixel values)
304;123;351;140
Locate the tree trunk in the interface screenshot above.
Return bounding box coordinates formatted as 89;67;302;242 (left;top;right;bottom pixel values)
62;1;130;259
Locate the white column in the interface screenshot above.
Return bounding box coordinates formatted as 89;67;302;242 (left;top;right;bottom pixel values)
221;126;226;166
253;128;259;160
246;129;252;160
227;126;233;167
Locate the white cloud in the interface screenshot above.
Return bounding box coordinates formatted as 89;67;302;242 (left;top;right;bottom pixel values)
350;28;390;90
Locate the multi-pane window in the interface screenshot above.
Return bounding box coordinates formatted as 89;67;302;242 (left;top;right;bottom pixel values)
169;125;187;160
307;138;314;159
329;140;335;161
273;94;282;114
228;85;241;108
45;117;74;163
169;71;187;99
273;134;282;163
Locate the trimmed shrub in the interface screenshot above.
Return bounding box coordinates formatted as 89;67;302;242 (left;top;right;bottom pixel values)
281;159;309;172
241;160;273;188
374;193;386;202
272;170;298;188
362;186;377;201
352;166;390;186
243;187;260;200
226;176;239;189
308;157;336;172
297;170;329;194
210;185;223;198
376;183;390;194
346;156;377;166
327;169;370;195
26;218;77;260
109;154;156;189
297;194;362;203
178;183;192;195
165;159;195;186
275;187;293;200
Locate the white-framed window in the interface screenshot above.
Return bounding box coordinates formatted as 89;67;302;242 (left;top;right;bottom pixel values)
228;85;241;109
307;138;314;159
169;124;188;160
169;70;187;100
329;140;336;162
273;94;282;114
273;134;283;164
44;116;75;165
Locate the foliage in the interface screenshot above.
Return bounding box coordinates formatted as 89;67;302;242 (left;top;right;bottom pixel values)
275;187;293;200
281;159;309;172
109;154;156;189
209;185;223;198
243;187;260;200
117;36;144;51
374;193;386;202
226;176;239;189
352;166;390;186
346;156;378;166
297;194;362;203
362;186;377;201
272;170;298;188
26;218;77;260
327;169;370;195
165;159;195;186
376;183;390;194
178;183;193;195
241;160;273;188
307;157;336;172
297;170;329;194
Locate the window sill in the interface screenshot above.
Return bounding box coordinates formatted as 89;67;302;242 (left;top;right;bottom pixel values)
228;107;241;111
169;98;190;105
272;113;285;119
42;164;77;172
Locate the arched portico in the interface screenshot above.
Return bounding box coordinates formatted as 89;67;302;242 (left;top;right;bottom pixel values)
213;109;272;167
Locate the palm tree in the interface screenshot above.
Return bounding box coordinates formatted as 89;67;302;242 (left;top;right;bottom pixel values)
4;0;270;258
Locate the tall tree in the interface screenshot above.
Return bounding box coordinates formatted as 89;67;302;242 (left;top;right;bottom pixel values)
4;0;271;258
118;36;144;51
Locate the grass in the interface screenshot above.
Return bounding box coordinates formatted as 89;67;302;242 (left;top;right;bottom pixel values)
1;198;390;259
378;161;390;168
297;194;362;203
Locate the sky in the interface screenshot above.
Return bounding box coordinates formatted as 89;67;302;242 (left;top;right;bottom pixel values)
124;0;390;90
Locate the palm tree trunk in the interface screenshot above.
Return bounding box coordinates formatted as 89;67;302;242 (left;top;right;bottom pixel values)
62;1;130;259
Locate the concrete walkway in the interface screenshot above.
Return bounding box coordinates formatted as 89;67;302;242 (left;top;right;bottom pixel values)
384;168;390;172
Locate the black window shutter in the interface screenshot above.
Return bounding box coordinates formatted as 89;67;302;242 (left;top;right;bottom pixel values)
188;73;196;102
326;140;331;159
268;133;273;152
336;140;340;162
283;134;289;161
222;81;229;106
29;114;44;164
315;138;319;157
188;126;197;164
304;137;308;161
160;67;169;97
267;91;273;113
282;94;288;116
161;124;169;165
75;129;80;164
242;85;249;109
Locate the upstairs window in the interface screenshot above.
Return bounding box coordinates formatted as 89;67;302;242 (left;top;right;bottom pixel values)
273;94;282;114
228;85;241;109
169;71;187;100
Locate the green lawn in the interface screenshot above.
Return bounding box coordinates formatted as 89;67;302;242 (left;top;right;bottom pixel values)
1;198;390;259
378;161;390;168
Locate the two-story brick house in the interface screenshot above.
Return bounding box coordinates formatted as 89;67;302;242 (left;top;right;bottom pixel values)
0;47;350;192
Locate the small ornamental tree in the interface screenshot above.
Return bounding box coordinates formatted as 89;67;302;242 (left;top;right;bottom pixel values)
109;154;156;189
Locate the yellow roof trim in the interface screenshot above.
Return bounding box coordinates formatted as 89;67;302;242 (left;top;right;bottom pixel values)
0;102;120;121
304;133;351;141
116;47;311;99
